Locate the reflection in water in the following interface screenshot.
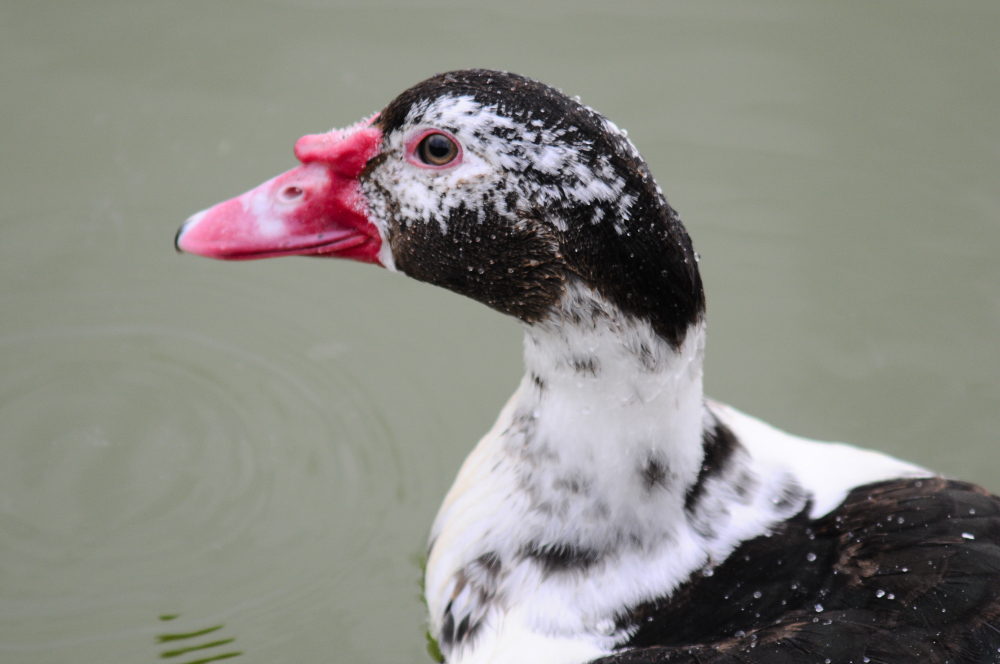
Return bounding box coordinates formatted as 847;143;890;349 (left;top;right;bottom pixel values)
156;614;241;663
415;555;445;663
0;326;400;661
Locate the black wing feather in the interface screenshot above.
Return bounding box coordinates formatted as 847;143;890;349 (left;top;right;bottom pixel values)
592;478;1000;664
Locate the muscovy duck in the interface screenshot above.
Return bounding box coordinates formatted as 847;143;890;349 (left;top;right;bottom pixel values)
176;70;1000;664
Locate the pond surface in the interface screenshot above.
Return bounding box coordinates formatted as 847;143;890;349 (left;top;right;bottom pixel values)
1;2;997;662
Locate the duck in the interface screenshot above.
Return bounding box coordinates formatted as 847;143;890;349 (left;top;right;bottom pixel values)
175;70;1000;664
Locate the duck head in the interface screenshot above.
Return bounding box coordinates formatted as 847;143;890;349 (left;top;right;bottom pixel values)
176;69;705;349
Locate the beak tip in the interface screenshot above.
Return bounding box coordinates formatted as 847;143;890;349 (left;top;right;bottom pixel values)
174;223;186;254
175;209;209;255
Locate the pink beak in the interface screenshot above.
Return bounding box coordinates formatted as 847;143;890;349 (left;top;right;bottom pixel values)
176;121;383;264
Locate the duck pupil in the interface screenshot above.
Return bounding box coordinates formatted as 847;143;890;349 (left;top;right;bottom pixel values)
428;136;449;157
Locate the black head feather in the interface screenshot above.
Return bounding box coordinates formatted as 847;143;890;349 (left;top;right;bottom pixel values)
364;69;705;349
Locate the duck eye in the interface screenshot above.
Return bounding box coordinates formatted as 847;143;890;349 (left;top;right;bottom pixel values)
417;133;459;166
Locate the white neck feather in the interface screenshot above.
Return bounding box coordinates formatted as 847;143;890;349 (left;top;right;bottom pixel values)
514;284;708;552
425;285;719;662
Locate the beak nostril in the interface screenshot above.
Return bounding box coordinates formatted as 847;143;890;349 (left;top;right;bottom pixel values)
281;186;304;201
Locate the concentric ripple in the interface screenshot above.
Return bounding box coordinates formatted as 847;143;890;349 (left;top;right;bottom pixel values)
0;325;400;657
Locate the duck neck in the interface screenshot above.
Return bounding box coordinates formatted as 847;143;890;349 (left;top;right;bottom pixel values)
425;286;716;662
509;284;708;555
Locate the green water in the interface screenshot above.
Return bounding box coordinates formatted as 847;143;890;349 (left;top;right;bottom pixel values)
1;2;997;662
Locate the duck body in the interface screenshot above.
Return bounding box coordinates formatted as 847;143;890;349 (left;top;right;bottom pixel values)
176;70;1000;664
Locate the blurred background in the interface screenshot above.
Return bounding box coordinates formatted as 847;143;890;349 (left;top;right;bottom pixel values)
1;1;997;662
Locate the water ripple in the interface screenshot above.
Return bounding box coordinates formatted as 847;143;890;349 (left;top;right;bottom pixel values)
0;325;399;655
